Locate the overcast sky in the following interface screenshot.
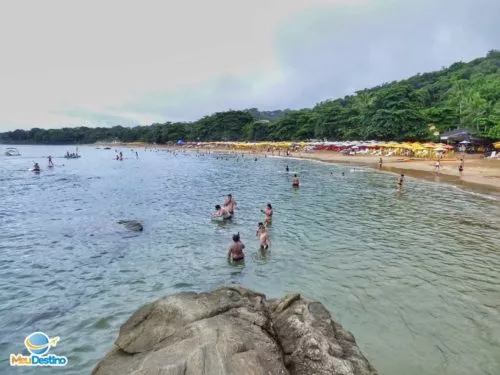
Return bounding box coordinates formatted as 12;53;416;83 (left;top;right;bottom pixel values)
0;0;498;131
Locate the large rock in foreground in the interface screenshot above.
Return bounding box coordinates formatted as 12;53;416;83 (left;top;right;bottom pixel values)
92;286;377;375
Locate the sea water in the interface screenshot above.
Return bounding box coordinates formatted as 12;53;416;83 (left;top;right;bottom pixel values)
1;145;499;375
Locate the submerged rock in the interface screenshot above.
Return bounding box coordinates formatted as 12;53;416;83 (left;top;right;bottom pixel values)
117;220;143;232
92;286;377;375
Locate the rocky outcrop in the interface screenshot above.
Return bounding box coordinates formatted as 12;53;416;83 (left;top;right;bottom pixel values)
92;286;377;375
117;220;143;232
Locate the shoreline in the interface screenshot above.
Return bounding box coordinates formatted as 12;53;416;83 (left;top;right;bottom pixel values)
296;152;500;197
107;143;500;196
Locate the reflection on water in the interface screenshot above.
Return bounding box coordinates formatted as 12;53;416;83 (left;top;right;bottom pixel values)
1;145;500;375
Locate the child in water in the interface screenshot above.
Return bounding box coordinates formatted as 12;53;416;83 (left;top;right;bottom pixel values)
228;233;245;263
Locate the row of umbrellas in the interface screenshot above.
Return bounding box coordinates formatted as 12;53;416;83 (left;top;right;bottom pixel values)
180;140;500;151
201;141;456;152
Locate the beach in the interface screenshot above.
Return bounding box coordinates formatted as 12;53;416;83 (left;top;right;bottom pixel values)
296;151;500;194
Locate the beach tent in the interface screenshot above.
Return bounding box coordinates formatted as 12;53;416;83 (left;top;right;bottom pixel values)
440;129;472;142
177;140;186;145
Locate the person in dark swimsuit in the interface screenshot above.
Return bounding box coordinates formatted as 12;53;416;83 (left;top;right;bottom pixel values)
228;233;245;263
212;204;232;220
223;194;236;214
286;165;289;172
256;223;270;250
397;174;404;191
261;203;273;226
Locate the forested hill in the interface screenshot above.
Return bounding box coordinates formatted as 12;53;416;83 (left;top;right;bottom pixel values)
1;50;500;145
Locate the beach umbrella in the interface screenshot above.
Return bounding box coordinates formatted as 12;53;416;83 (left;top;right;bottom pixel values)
434;147;447;151
493;142;500;149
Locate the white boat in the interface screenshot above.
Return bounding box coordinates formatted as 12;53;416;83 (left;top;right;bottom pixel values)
4;147;21;156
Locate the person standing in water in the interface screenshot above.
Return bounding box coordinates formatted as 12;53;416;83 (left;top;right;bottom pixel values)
261;203;273;226
227;233;245;263
33;162;40;172
292;174;300;187
286;165;289;172
379;157;383;169
223;194;236;214
459;157;464;175
119;151;123;161
396;174;404;191
256;223;271;251
48;155;54;167
136;151;139;159
212;204;232;220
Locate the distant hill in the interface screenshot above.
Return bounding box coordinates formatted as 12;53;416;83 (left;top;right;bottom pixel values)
1;50;500;144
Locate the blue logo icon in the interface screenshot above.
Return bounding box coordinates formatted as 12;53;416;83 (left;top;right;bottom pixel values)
10;332;68;367
24;332;59;356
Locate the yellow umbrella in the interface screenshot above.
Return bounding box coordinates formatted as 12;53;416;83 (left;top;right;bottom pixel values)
493;141;500;149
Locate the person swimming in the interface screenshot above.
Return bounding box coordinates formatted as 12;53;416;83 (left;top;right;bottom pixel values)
261;203;273;226
212;204;232;220
256;223;271;251
292;174;300;187
228;233;245;263
33;162;40;172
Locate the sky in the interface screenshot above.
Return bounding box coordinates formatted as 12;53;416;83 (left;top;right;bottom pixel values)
0;0;498;131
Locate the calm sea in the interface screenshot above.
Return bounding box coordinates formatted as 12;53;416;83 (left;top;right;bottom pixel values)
1;145;500;375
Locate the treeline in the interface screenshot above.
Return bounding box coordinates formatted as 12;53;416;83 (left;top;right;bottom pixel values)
1;50;500;145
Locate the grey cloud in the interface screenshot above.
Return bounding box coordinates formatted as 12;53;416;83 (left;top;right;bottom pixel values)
63;0;500;125
270;0;500;107
55;109;140;127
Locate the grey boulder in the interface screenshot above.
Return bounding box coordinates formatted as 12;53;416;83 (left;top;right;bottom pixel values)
117;220;143;232
92;286;377;375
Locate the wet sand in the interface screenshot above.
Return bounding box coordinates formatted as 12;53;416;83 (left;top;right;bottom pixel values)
295;151;500;195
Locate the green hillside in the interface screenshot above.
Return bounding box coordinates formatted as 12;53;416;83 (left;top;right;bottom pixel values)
1;50;500;144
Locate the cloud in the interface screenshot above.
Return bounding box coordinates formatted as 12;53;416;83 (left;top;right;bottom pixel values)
0;0;498;131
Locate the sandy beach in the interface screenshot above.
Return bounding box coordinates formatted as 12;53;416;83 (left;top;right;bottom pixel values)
294;151;500;194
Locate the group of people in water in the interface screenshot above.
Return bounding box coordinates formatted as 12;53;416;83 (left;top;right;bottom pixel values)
31;156;54;172
211;163;303;264
211;193;274;264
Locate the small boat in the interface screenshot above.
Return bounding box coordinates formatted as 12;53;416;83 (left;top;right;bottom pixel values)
4;147;21;156
65;146;81;159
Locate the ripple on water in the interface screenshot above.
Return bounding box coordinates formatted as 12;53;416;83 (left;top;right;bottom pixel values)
0;147;500;375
